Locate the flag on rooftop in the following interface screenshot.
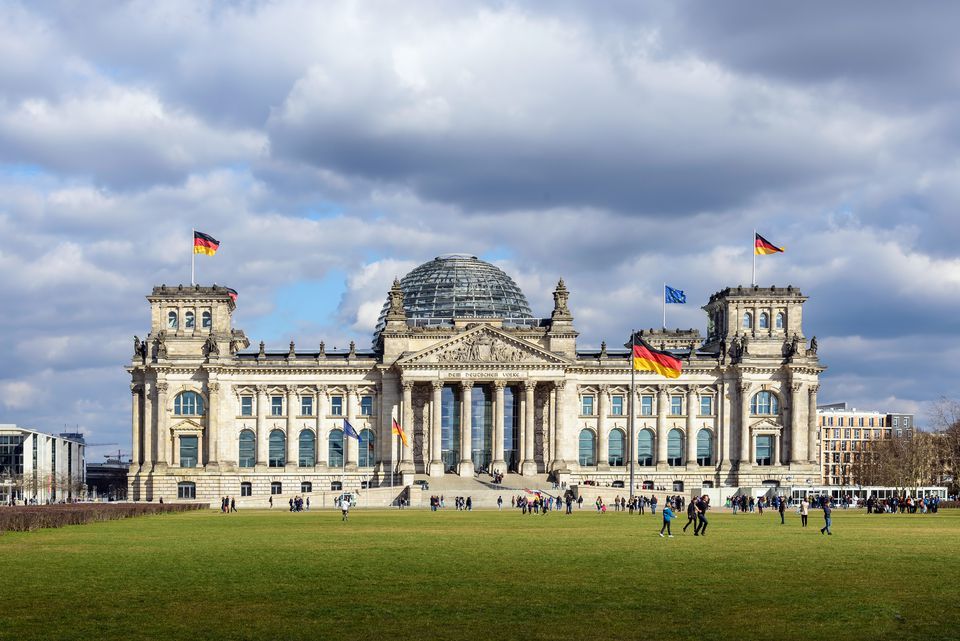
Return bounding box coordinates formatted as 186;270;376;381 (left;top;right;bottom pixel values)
664;285;686;304
632;338;682;379
754;232;784;255
193;231;220;256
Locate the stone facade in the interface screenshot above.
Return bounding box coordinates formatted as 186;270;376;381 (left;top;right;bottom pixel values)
127;275;825;502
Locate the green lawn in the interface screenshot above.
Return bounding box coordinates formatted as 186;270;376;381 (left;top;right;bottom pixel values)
2;507;958;641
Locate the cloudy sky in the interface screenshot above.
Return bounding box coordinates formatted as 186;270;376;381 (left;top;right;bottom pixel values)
2;1;959;459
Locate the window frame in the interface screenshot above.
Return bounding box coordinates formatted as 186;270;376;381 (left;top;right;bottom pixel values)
669;395;683;416
177;481;196;499
580;395;595;416
610;395;624;416
300;396;314;417
240;395;253;417
699;395;714;416
270;395;284;416
330;396;343;416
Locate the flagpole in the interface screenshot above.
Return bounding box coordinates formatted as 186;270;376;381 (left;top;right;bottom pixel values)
629;330;636;499
752;229;756;287
191;228;196;286
662;283;666;330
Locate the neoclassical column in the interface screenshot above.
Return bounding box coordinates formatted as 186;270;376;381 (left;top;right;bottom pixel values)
130;384;142;470
739;382;752;466
597;385;609;469
655;385;668;469
142;382;154;472
429;381;444;477
720;380;732;467
553;381;567;470
172;432;180;467
346;385;359;469
459;381;475;477
547;384;556;469
155;381;169;468
196;428;204;468
492;380;506;474
255;385;268;468
522;381;537;476
807;384;820;465
685;386;698;467
400;380;415;473
286;386;298;468
315;386;327;466
789;381;803;464
206;381;220;469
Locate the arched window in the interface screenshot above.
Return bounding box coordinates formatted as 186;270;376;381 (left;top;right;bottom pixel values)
743;312;752;329
174;391;205;416
238;430;255;468
775;312;785;329
359;429;375;467
268;430;285;468
756;435;774;466
329;429;344;468
298;430;315;467
179;435;198;468
759;312;769;329
240;481;252;496
177;481;196;499
185;311;195;329
578;429;596;466
202;311;212;329
270;481;282;495
751;391;780;415
167;310;178;329
667;429;683;466
608;429;625;466
637;429;654;466
696;429;713;466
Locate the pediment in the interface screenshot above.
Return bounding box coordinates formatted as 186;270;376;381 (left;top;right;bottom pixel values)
397;325;570;366
749;417;782;431
170;418;203;433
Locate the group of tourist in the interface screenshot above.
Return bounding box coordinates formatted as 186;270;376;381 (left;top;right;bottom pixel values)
288;496;309;512
660;495;710;537
866;495;941;514
219;496;236;513
426;495;474;511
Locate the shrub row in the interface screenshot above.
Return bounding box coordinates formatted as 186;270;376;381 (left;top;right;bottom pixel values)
0;503;206;533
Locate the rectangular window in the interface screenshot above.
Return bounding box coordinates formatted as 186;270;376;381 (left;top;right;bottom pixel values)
270;482;282;495
833;429;840;439
854;429;860;439
271;396;283;416
873;429;880;439
858;417;864;427
885;429;892;438
670;395;683;415
844;429;851;439
177;483;196;499
611;395;623;416
240;482;252;497
828;417;834;426
330;396;343;416
301;396;313;416
896;429;903;437
893;417;900;427
641;395;653;416
240;396;253;416
903;417;911;427
700;396;714;416
179;435;198;468
581;395;594;416
869;417;874;427
360;396;373;416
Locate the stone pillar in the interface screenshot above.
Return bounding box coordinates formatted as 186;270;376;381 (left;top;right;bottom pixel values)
255;385;268;468
774;430;781;466
459;381;475;477
739;382;752;467
522;382;537;476
196;429;204;468
686;386;698;467
206;381;220;470
130;384;142;470
316;386;327;467
547;384;556;470
807;384;820;465
155;381;169;468
597;385;609;469
655;385;668;469
172;433;180;467
492;381;506;474
286;386;298;468
346;385;359;469
142;382;154;471
553;381;567;471
789;382;803;464
429;381;444;477
720;380;732;467
399;380;415;473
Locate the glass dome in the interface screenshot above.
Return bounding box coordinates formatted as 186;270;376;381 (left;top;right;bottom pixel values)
374;254;534;336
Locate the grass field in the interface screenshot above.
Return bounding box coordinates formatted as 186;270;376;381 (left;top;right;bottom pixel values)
2;507;958;641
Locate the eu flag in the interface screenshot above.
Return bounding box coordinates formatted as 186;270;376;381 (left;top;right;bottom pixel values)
343;419;360;440
665;285;687;304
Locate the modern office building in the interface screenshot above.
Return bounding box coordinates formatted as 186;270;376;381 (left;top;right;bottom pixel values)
0;424;86;504
127;254;825;502
816;402;915;485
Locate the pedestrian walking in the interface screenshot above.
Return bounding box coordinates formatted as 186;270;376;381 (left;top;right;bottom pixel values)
694;495;710;536
497;496;503;510
659;504;675;537
682;498;698;533
341;497;350;522
800;498;809;527
778;496;786;525
820;498;833;535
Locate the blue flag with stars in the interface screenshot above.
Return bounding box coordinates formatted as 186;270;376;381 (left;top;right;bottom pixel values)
664;285;686;304
343;419;360;440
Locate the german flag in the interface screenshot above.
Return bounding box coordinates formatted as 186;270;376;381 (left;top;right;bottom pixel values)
193;231;220;256
392;418;410;448
755;232;784;255
633;338;682;379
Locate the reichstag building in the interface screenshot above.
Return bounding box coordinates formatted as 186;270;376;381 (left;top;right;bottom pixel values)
127;254;825;502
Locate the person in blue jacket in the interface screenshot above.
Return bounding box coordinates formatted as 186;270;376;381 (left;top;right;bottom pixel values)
659;504;675;538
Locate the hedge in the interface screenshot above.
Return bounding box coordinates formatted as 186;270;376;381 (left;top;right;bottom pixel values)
0;503;206;533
